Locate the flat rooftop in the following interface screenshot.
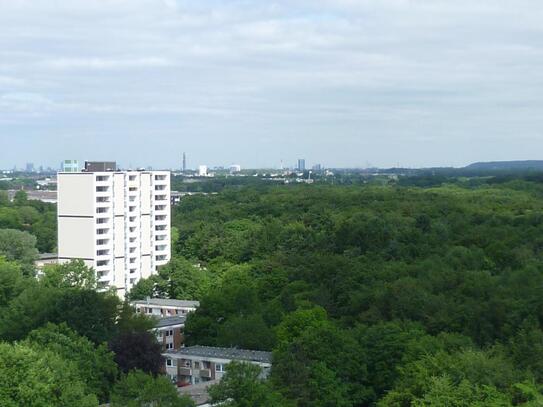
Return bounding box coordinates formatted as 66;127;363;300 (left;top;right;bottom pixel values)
132;298;200;308
166;346;272;364
155;316;186;328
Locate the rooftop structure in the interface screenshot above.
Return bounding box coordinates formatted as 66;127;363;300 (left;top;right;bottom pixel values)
168;346;272;364
155;315;186;329
132;298;199;317
84;161;117;172
61;160;80;173
133;298;200;308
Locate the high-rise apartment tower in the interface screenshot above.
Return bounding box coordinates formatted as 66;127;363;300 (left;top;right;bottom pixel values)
57;163;171;297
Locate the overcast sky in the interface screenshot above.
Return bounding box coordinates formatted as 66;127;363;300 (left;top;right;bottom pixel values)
1;0;542;169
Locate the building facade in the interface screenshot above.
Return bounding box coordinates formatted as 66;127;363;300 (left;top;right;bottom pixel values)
132;298;200;317
297;159;306;171
57;168;171;297
155;316;186;351
164;346;272;386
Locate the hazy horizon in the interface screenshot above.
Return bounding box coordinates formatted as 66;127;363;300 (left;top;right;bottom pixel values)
1;0;542;169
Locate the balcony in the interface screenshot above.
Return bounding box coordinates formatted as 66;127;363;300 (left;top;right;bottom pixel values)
178;367;192;376
154;195;167;202
95;264;111;274
199;369;212;379
97;269;111;280
155;245;167;252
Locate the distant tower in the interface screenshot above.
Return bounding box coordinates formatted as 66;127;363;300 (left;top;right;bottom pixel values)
297;159;306;171
182;153;187;172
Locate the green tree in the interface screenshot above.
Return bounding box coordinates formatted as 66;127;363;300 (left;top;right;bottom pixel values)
129;256;212;301
0;287;120;343
0;342;98;406
0;228;38;271
41;259;97;289
0;190;9;206
273;307;369;406
209;362;291;407
410;376;510;407
25;323;118;403
13;190;28;206
379;348;523;406
110;330;164;375
0;257;26;308
110;370;194;407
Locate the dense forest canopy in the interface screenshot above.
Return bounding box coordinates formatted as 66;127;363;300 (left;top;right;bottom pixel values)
0;190;56;253
3;173;543;405
132;177;543;405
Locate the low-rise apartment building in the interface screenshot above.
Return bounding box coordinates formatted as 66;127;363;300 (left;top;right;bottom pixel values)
132;298;200;317
155;316;186;351
163;346;272;386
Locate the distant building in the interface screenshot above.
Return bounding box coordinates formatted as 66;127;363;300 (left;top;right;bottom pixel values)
25;163;35;173
164;346;272;387
61;160;80;173
36;178;57;189
57;166;171;297
229;164;241;174
7;190;57;204
297;159;306;171
154;316;186;351
312;164;322;171
182;153;187;172
132;298;200;317
198;165;208;177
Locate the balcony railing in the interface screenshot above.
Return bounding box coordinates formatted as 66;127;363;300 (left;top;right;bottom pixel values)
178;367;192;376
199;369;212;379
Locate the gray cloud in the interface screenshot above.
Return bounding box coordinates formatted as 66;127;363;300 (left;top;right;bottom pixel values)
1;0;543;169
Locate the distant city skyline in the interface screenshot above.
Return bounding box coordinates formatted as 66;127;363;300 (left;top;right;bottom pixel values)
1;1;543;169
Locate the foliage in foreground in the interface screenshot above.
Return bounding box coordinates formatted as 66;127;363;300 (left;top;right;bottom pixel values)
110;370;194;407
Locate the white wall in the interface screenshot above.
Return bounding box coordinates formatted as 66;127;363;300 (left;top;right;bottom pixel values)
57;173;94;216
58;217;95;259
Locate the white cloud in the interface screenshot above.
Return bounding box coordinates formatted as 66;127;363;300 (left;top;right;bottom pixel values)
0;0;543;168
39;57;172;70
